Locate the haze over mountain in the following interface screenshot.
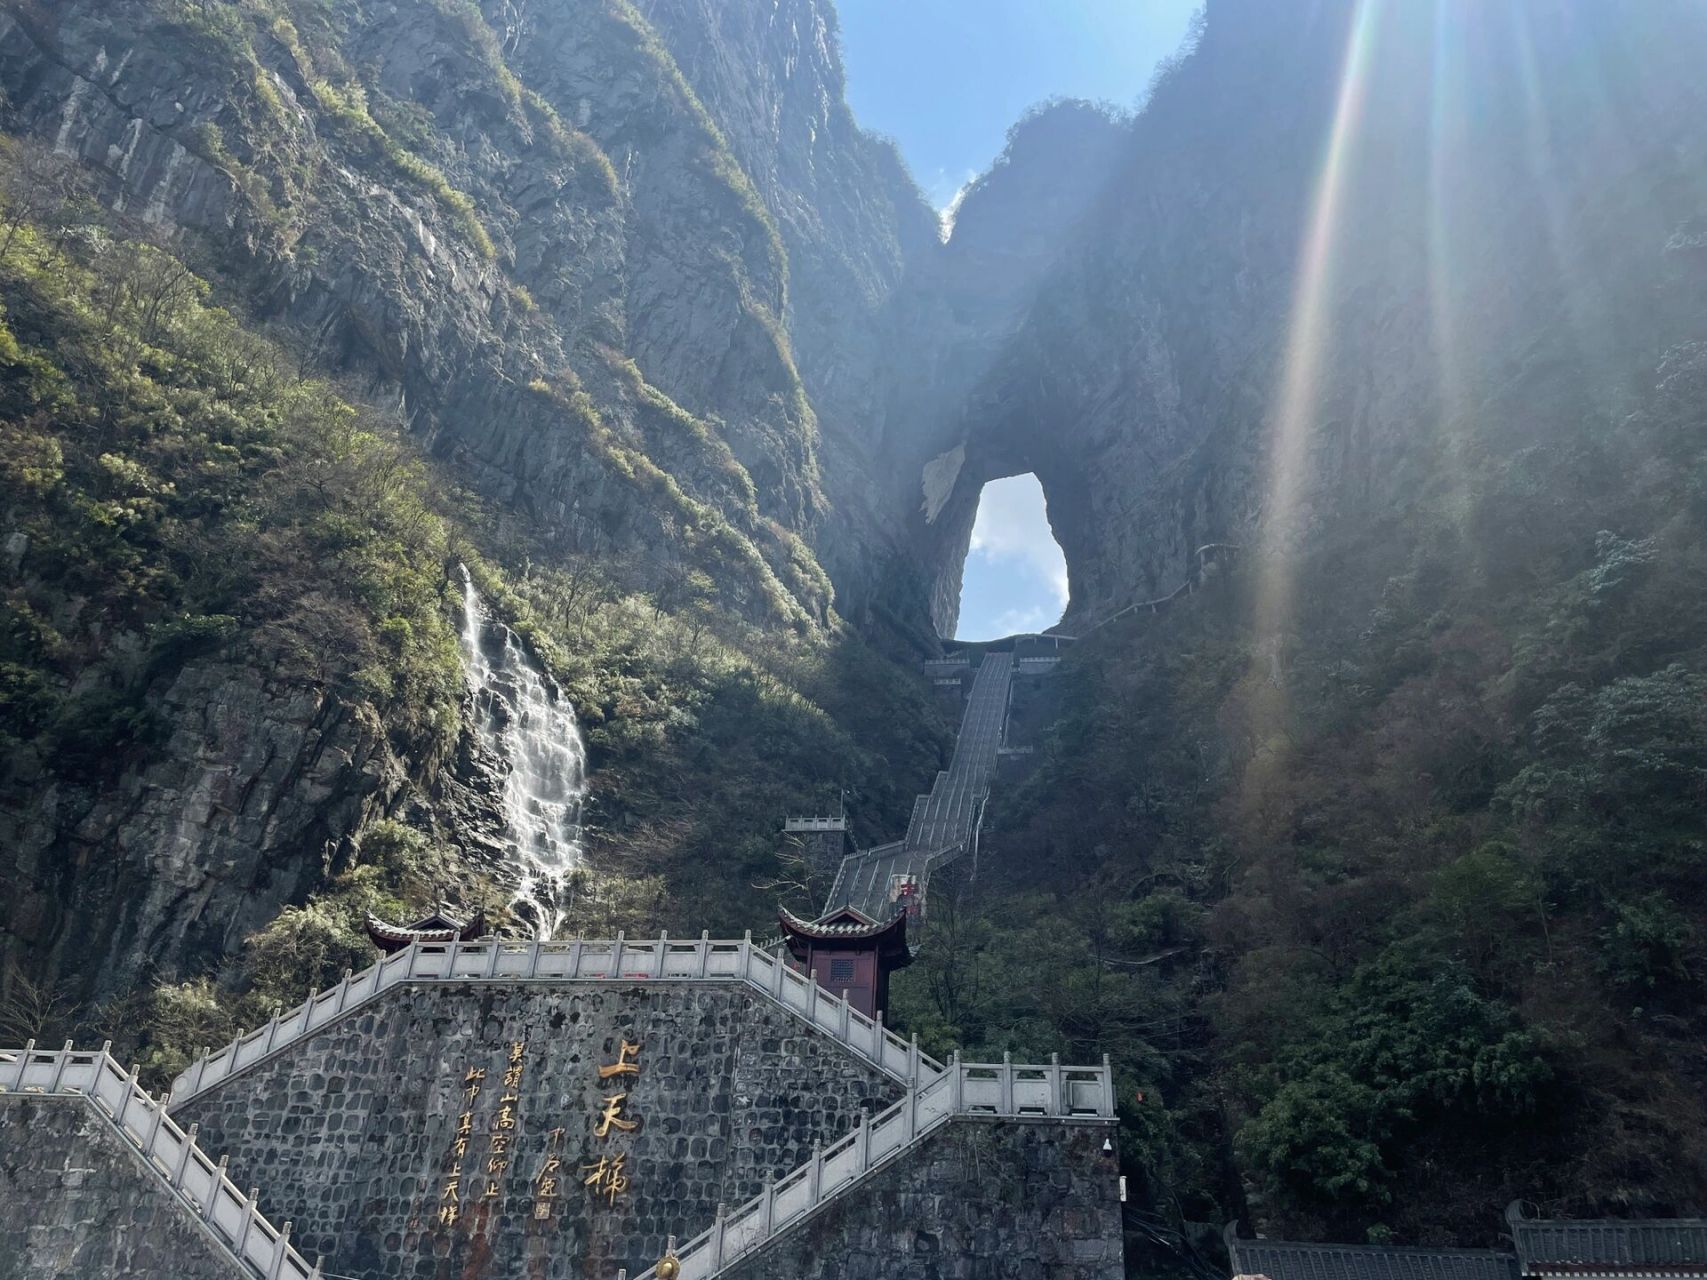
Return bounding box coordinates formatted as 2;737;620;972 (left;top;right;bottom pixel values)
4;0;1707;1268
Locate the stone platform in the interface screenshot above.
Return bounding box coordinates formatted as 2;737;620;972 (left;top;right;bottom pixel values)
2;936;1123;1279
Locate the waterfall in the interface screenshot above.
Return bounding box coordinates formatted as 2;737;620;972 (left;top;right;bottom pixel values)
456;566;586;938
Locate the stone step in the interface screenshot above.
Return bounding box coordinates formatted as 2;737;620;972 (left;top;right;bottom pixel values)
1;1041;318;1280
632;1052;1118;1280
168;933;942;1107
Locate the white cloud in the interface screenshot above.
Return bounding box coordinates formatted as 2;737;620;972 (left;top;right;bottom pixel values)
968;475;1068;607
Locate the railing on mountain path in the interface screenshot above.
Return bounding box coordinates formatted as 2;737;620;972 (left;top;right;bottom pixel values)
1079;542;1241;634
0;1042;320;1280
631;1051;1117;1280
169;933;943;1106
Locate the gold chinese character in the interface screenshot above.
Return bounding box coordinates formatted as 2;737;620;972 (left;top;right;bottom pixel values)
489;1133;510;1157
456;1111;473;1137
510;1041;526;1064
463;1067;486;1103
537;1175;559;1199
451;1136;469;1161
487;1156;509;1177
503;1065;524;1090
441;1176;461;1201
598;1039;642;1079
438;1203;459;1228
541;1153;562;1176
483;1179;501;1199
547;1127;565;1149
580;1153;630;1207
594;1092;638;1137
496;1096;519;1130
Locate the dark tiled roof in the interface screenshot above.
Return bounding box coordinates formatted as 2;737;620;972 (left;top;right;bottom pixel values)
1511;1214;1707;1274
1227;1231;1520;1280
781;905;904;940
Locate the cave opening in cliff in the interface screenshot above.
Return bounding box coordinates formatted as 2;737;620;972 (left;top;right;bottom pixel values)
953;474;1068;641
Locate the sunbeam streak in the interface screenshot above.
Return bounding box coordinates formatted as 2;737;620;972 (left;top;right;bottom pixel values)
1253;0;1382;647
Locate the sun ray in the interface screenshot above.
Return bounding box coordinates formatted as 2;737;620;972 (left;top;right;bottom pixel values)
1253;0;1383;647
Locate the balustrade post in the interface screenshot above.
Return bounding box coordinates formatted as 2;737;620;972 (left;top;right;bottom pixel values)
527;941;541;979
1102;1053;1114;1116
909;1034;920;1087
264;1007;282;1054
267;1221;293;1280
698;930;711;977
446;937;460;975
174;1123;199;1186
904;1090;916;1142
872;1010;885;1063
838;995;850;1041
739;930;752;980
405;937;422;979
49;1040;73;1092
1000;1051;1014;1115
337;969;353;1012
206;1154;229;1218
1050;1053;1062;1116
854;1110;871;1171
950;1051;963;1112
808;1140;823;1202
236;1189;260;1254
760;1177;775;1234
657;930;668;978
807;968;819;1022
8;1039;33;1090
190;1041;209;1095
711;1204;727;1269
485;940;502;979
145;1095;166;1156
771;951;785;999
611;931;625;976
568;937;585;977
116;1063;141;1127
311;1258;324;1279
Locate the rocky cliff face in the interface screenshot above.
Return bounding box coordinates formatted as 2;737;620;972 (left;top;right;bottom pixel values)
880;0;1707;635
0;0;931;1009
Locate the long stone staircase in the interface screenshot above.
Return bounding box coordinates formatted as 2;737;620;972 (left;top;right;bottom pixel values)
630;1049;1114;1279
1;1042;319;1279
824;650;1015;921
168;933;944;1105
5;937;1116;1279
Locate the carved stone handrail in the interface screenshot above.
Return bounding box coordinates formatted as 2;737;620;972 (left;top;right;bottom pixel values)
631;1051;1117;1280
169;933;942;1106
0;1042;319;1280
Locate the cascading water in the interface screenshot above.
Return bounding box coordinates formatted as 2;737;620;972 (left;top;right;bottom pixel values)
457;565;586;938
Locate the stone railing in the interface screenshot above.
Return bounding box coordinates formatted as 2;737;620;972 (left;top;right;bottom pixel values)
1;1042;319;1280
632;1052;1117;1280
170;934;942;1105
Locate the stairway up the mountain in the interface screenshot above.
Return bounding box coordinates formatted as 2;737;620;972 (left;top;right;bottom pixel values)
824;651;1015;921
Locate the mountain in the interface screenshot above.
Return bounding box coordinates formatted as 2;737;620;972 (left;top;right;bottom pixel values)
5;0;1707;1263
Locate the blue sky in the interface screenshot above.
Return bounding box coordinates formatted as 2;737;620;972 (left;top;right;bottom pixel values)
835;1;1197;638
956;476;1069;640
836;0;1201;209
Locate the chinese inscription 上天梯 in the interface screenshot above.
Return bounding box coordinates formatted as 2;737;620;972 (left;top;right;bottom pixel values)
581;1037;641;1207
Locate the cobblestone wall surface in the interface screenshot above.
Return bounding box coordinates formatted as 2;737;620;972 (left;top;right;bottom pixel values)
176;981;904;1280
0;1096;242;1280
721;1117;1125;1280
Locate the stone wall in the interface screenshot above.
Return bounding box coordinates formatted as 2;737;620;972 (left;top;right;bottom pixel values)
176;981;905;1280
0;1096;243;1280
722;1117;1124;1280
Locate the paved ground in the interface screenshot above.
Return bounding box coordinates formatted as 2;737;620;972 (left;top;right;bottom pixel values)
826;652;1014;920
